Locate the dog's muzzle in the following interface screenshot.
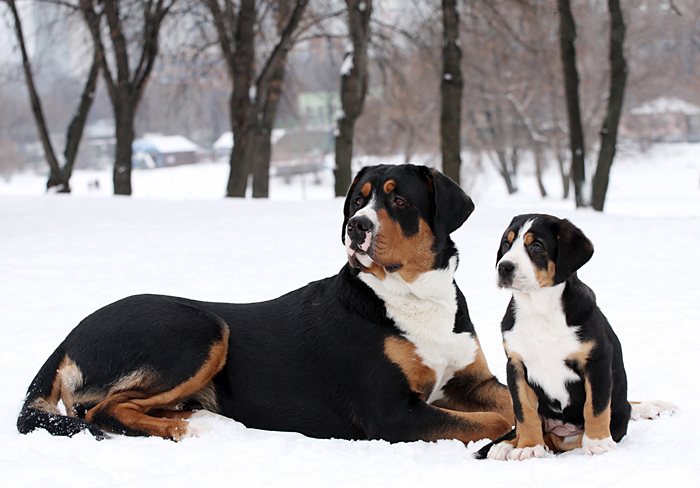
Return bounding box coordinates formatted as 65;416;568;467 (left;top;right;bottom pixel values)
497;260;515;288
346;215;373;254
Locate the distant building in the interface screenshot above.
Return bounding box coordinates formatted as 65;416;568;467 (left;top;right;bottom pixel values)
621;97;700;143
132;134;201;168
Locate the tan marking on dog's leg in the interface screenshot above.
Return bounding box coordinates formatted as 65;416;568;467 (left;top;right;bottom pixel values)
384;337;436;401
430;407;512;445
435;339;514;424
583;377;612;441
507;354;544;450
85;329;228;440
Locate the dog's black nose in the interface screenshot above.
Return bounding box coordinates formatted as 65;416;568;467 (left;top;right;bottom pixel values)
347;216;373;236
498;261;515;277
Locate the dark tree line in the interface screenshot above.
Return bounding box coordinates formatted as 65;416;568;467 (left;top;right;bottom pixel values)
5;0;640;211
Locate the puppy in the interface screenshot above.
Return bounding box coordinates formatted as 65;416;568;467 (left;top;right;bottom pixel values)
479;214;630;460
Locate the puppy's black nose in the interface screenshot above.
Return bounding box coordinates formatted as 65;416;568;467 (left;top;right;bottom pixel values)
347;216;373;236
498;261;515;277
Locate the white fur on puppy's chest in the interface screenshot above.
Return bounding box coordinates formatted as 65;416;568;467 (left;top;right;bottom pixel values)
360;257;478;403
504;285;582;409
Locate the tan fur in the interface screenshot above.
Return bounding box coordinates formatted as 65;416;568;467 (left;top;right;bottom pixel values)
535;260;556;287
384;336;436;401
373;210;436;282
509;353;545;449
85;328;229;440
383;179;396;194
361;182;372;197
583;376;613;440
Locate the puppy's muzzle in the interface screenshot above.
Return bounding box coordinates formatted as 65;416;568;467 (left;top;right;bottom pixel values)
497;260;515;288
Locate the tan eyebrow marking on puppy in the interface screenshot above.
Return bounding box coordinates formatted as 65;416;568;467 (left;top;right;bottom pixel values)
383;180;396;194
507;231;515;243
361;182;372;196
524;233;534;245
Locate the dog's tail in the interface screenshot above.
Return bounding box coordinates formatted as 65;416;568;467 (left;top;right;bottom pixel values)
473;428;516;459
17;346;105;439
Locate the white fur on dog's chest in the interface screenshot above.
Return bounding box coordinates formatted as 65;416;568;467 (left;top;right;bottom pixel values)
504;285;582;409
360;258;478;403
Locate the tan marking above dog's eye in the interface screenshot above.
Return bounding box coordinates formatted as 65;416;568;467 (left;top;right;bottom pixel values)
524;233;534;245
383;180;396;194
361;182;372;197
507;231;515;243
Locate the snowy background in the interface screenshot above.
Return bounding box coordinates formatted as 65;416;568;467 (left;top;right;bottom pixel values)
1;143;698;487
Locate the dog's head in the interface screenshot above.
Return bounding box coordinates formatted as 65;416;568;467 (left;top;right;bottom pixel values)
495;214;593;293
342;164;474;282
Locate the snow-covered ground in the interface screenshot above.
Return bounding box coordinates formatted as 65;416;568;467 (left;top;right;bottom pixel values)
1;143;698;487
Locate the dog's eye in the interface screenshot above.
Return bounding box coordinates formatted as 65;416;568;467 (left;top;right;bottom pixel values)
354;196;363;207
531;242;543;252
502;241;511;251
394;197;406;207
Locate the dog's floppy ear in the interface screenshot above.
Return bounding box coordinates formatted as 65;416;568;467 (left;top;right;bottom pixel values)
342;166;371;244
419;167;474;243
554;218;594;283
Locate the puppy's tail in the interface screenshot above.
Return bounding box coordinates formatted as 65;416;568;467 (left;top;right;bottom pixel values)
473;428;516;460
17;346;105;439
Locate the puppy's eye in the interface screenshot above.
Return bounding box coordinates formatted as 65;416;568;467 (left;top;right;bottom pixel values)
354;196;363;206
531;242;543;252
394;197;406;207
502;241;511;251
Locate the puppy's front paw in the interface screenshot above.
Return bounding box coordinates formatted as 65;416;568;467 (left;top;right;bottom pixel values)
487;442;514;461
509;444;549;460
582;435;617;455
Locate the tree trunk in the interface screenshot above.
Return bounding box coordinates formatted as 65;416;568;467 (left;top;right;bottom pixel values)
441;0;463;185
6;0;62;189
252;62;285;198
591;0;627;212
557;0;587;207
334;0;372;197
113;103;135;195
60;51;101;193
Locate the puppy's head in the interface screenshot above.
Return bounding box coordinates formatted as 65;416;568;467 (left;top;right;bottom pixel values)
495;214;593;293
342;164;474;282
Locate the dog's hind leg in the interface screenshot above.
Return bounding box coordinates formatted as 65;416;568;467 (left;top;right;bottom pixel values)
85;329;228;440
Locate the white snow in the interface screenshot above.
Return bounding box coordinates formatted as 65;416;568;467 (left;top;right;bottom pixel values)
630;96;700;116
1;143;699;487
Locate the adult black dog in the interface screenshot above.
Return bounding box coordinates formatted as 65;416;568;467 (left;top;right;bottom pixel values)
18;164;513;443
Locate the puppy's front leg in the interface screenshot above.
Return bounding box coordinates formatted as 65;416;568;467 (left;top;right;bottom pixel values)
581;358;616;455
505;355;549;460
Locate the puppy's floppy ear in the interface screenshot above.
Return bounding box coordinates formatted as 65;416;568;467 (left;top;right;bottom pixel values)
342;166;371;244
419;167;474;243
554;218;594;283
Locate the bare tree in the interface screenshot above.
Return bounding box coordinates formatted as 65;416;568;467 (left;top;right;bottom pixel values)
557;0;587;207
440;0;462;185
79;0;176;195
334;0;372;197
4;0;100;192
206;0;309;198
590;0;627;211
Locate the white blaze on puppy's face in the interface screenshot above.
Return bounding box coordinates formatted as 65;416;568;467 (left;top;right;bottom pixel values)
497;219;541;293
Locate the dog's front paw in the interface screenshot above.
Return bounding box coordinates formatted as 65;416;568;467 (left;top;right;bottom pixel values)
487;442;514;461
582;435;617;455
509;444;549;460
